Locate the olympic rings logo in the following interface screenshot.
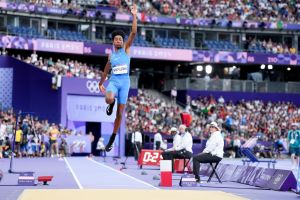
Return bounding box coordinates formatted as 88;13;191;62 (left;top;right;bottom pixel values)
86;80;100;93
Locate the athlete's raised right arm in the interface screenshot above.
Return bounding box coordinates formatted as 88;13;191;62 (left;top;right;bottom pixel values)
98;55;111;94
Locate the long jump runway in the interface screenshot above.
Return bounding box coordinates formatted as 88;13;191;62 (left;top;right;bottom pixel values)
0;157;298;200
63;157;158;189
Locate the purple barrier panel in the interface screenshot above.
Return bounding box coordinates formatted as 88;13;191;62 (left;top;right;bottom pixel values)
216;163;227;178
246;167;264;186
230;165;248;182
205;164;213;177
265;170;296;191
199;163;210;176
221;164;238;182
254;168;277;188
237;166;256;184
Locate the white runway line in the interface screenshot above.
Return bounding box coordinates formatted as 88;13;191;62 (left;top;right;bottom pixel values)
87;158;160;190
64;157;83;189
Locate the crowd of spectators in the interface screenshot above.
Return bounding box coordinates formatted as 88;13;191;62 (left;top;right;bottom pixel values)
10;51;104;80
126;90;183;135
13;0;300;23
246;38;297;54
126;90;299;158
149;0;300;23
0;109;73;159
187;95;299;139
127;90;300;139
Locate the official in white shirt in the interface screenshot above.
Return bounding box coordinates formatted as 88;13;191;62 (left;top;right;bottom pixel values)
131;129;143;161
160;139;168;151
193;121;224;182
165;127;181;152
153;130;163;150
162;124;193;172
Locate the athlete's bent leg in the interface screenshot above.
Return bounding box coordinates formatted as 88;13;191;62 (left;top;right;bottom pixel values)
105;104;125;152
105;91;116;116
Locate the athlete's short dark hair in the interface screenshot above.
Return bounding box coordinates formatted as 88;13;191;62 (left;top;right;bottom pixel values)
112;30;126;40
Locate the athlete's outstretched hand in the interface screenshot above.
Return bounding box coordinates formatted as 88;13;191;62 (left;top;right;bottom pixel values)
99;84;106;94
131;4;137;16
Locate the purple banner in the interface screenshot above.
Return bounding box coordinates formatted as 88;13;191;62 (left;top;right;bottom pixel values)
83;43;112;55
247;53;298;65
131;47;192;61
36;39;83;54
192;50;298;65
0;35;34;50
0;34;299;65
6;3;35;12
83;43;193;61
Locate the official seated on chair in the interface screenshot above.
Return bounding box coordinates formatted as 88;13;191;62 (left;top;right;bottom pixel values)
162;124;193;172
193;121;224;183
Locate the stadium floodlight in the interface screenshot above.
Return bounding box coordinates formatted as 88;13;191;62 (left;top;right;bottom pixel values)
205;65;213;74
196;65;203;72
260;64;265;70
267;64;273;70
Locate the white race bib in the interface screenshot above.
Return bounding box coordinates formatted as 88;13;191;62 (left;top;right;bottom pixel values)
290;139;295;144
112;64;128;74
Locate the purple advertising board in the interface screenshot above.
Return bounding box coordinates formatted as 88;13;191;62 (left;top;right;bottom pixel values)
0;34;299;65
215;163;227;178
192;51;299;65
265;170;296;191
237;166;256;184
220;164;238;182
35;39;84;54
131;47;193;61
254;168;277;188
199;163;211;176
230;165;248;182
0;35;34;50
245;167;264;186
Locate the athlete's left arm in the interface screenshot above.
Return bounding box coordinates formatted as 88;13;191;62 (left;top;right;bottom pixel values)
125;4;137;54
